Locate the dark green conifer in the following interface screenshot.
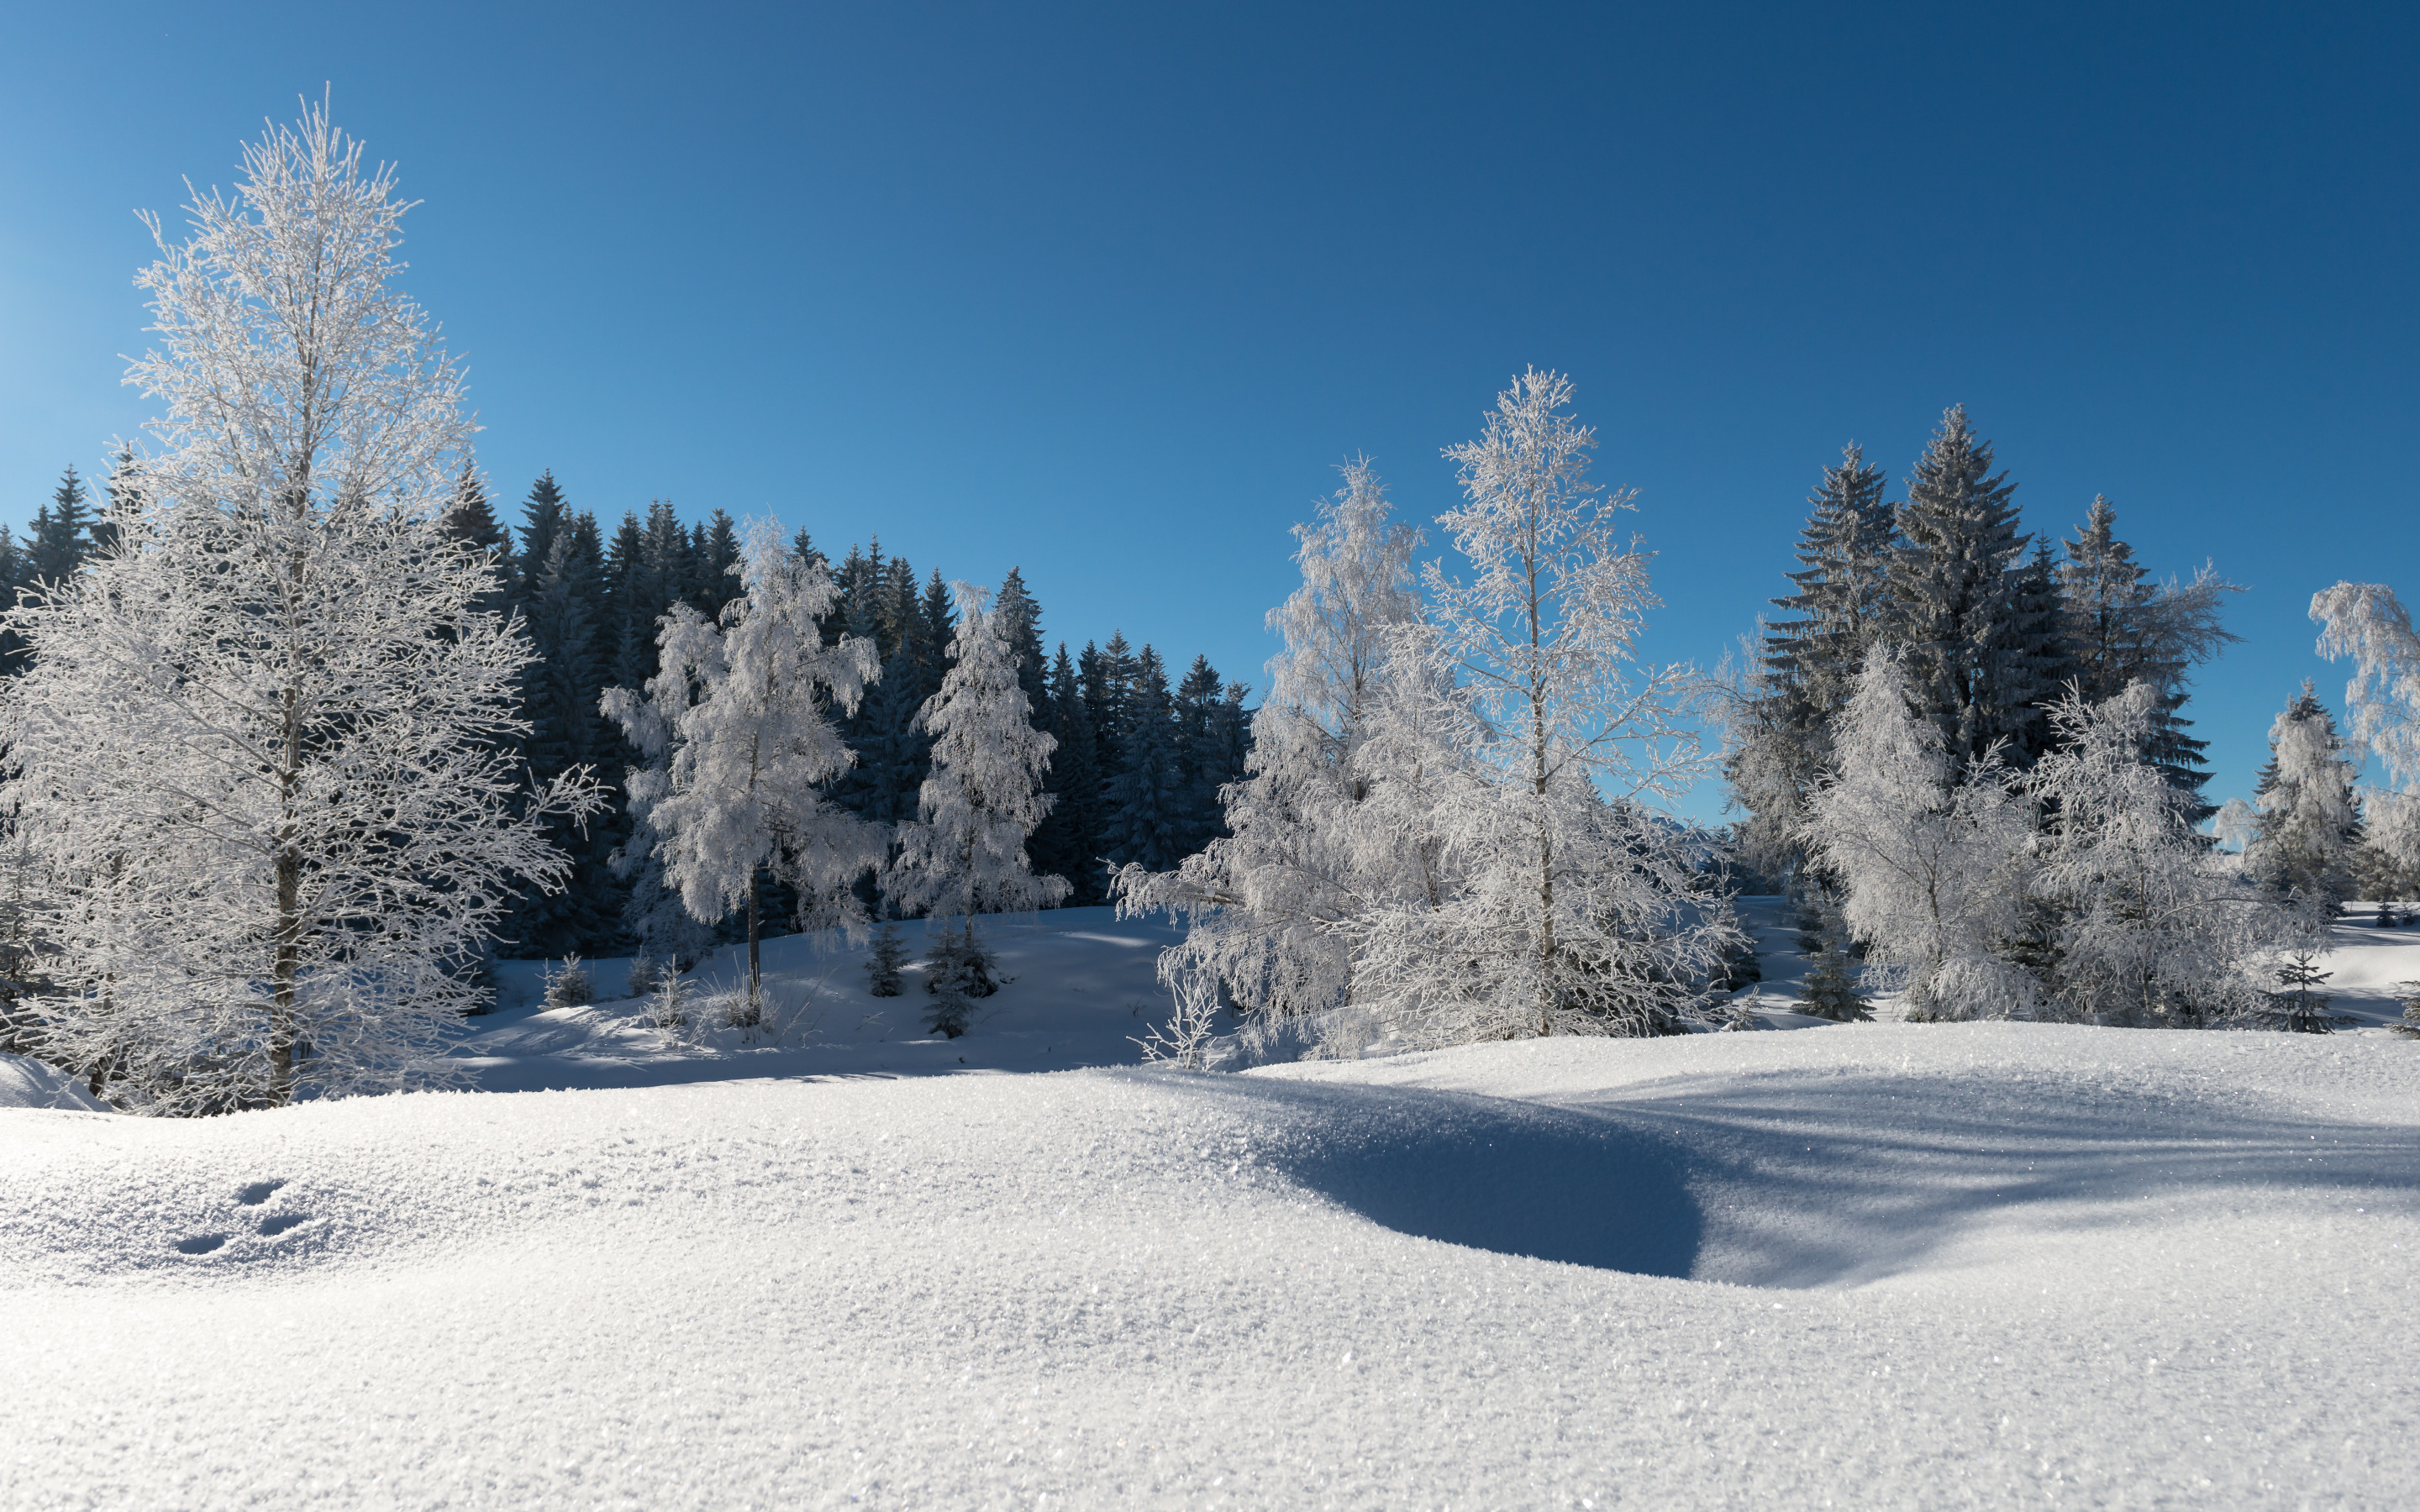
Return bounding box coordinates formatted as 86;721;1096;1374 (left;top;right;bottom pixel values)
1884;407;2036;769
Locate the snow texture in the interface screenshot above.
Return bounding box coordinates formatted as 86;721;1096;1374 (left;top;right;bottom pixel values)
0;1053;108;1111
3;911;2415;1509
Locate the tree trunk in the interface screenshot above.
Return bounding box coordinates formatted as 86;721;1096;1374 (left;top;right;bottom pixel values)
746;866;761;1026
271;682;303;1107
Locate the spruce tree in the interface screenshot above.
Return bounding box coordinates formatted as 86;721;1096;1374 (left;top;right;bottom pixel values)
918;569;958;699
516;526;617;953
1173;654;1230;855
1885;406;2040;769
2057;496;2233;811
1728;444;1898;872
1108;646;1186;869
2246;681;2361;911
516;470;569;604
442;463;513;623
2010;541;2078;764
994;567;1049;711
697;509;742;615
1031;643;1105;901
30;465;97;587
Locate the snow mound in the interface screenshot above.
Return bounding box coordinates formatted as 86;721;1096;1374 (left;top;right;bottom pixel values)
0;1053;111;1112
4;1025;2415;1508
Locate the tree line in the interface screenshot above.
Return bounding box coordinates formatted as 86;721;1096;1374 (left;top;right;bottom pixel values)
1725;407;2420;1026
8;459;1253;967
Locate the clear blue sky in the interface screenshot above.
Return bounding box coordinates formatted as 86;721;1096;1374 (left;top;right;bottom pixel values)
3;2;2414;822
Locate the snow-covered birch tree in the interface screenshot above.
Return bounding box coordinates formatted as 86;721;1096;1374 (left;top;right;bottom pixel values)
604;521;881;1018
0;102;601;1113
888;582;1070;925
1409;369;1726;1039
2311;582;2420;866
1803;648;2035;1019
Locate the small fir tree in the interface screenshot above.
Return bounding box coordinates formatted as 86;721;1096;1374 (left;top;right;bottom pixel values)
865;923;907;997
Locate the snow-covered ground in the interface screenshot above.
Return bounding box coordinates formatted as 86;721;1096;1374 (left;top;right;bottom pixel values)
3;907;2415;1508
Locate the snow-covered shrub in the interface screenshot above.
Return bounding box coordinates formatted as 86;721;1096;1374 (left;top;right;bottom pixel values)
865;924;907;998
1799;943;1872;1022
648;972;688;1033
921;923;1002;1039
1133;975;1223;1068
2392;982;2420;1039
543;955;594;1009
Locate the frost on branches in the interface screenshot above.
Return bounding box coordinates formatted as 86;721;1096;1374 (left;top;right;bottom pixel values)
1410;370;1728;1040
1126;377;1733;1054
1807;652;2304;1024
887;582;1069;948
1115;460;1450;1044
1804;648;2034;1019
0;102;600;1114
2028;684;2307;1024
2311;582;2420;869
605;521;881;1018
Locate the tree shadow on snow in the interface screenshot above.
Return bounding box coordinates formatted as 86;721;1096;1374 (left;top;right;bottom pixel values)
1132;1073;1704;1278
1556;1070;2420;1289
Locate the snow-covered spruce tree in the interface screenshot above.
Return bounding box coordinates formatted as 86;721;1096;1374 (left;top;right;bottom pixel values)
887;582;1069;1036
1884;407;2044;770
1724;444;1898;877
2059;496;2239;806
0;103;600;1113
604;521;882;1021
2026;684;2307;1024
1115;459;1445;1037
1803;648;2035;1019
2238;680;2361;912
1406;370;1726;1040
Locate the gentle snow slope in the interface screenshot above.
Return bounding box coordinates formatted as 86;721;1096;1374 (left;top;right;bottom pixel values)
4;1022;2414;1509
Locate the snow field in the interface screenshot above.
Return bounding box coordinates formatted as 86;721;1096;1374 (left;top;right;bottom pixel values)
6;1019;2416;1509
458;908;1194;1090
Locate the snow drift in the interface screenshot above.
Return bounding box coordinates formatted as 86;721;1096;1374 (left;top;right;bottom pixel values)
4;1021;2414;1509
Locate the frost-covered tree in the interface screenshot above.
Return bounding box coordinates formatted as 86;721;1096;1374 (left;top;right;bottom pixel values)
0;102;600;1113
2241;681;2361;911
2027;683;2306;1023
1804;648;2035;1019
605;521;881;1016
887;582;1069;932
2310;581;2420;869
1117;459;1441;1032
1408;370;1724;1039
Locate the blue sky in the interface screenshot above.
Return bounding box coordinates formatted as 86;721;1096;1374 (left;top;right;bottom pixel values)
3;2;2414;821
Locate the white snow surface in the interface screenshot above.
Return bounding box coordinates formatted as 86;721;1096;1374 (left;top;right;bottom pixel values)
0;1053;109;1111
4;909;2417;1508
